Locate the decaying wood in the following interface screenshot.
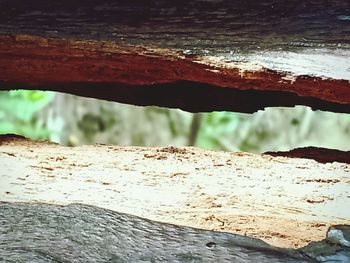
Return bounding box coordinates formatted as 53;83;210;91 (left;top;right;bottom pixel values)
265;147;350;164
0;0;349;113
1;135;349;248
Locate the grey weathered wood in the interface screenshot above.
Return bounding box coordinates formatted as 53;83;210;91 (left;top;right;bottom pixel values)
0;0;349;52
2;202;349;262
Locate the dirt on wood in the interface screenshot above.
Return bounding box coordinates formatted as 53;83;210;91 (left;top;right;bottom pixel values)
0;135;349;249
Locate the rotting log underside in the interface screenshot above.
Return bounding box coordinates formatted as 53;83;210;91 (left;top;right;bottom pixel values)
0;0;349;113
1;135;349;249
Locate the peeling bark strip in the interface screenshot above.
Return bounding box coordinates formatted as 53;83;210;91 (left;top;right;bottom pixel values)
0;0;349;113
1;135;349;248
265;147;350;164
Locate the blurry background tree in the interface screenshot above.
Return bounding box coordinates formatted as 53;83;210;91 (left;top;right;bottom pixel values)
0;90;349;152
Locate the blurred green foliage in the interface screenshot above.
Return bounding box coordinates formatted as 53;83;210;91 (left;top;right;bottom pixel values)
0;90;54;139
197;112;238;150
0;90;349;152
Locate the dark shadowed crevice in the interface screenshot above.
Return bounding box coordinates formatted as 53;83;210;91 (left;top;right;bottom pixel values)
2;81;349;113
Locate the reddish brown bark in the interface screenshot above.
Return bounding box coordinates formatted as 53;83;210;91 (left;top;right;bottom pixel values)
1;34;349;113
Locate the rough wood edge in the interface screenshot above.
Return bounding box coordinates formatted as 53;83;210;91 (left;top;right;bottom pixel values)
1;34;349;113
1;135;349;248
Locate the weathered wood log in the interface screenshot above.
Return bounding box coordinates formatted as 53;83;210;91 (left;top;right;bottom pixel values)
1;202;349;262
0;0;349;113
1;135;349;249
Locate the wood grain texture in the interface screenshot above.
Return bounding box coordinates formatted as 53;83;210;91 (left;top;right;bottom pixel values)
1;0;349;51
2;202;348;262
0;0;349;112
1;135;349;248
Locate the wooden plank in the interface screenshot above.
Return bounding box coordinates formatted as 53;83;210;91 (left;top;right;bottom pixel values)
0;0;349;113
1;135;349;249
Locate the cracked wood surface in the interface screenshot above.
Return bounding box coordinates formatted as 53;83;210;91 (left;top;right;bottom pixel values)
0;135;349;248
0;0;349;113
